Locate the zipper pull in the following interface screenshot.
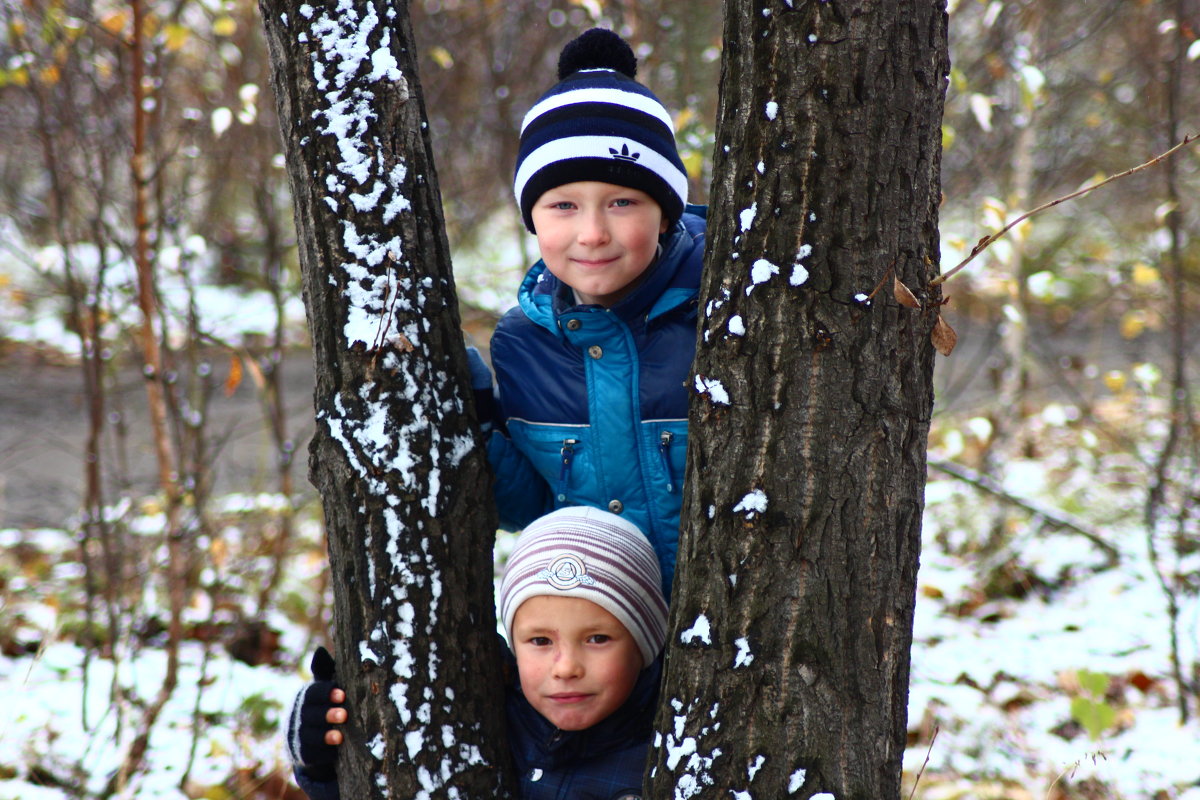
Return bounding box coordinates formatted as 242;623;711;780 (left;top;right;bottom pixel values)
658;431;676;494
557;439;578;502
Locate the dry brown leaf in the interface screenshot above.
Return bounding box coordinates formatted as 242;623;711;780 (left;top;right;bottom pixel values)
224;355;243;397
894;276;921;308
242;355;268;391
932;314;957;356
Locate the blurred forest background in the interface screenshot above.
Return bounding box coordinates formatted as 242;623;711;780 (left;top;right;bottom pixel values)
0;1;1197;798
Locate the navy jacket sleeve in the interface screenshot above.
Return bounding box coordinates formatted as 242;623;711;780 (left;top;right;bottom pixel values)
293;767;340;800
486;428;554;531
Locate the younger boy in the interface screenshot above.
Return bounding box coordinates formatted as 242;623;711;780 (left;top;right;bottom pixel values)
287;506;669;799
475;28;706;596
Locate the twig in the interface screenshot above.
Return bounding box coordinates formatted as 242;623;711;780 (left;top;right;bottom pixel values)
907;725;939;800
932;133;1199;286
928;458;1120;565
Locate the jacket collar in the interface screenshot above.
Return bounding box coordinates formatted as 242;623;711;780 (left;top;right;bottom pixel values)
511;655;662;770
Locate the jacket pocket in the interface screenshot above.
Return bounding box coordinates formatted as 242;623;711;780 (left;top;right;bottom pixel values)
647;420;688;496
506;420;598;509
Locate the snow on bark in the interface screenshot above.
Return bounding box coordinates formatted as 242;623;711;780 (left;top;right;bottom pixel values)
680;614;712;646
732;489;768;517
652;697;724;799
289;0;413;351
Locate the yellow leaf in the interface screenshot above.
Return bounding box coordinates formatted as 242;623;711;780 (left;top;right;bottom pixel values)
8;66;29;87
38;64;60;85
10;19;26;37
1087;239;1112;261
1131;261;1159;286
1119;311;1145;340
682;150;704;181
981;196;1007;230
1080;170;1108;191
100;11;128;36
164;23;189;51
429;45;453;69
1103;370;1126;393
941;123;956;150
210;536;228;567
212;15;237;37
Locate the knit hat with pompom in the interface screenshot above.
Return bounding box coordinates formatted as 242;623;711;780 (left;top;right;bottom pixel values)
513;28;688;234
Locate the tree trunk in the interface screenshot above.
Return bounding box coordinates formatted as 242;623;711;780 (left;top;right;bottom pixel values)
649;2;948;799
258;0;514;796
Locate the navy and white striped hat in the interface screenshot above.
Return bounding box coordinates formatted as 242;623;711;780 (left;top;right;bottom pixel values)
513;28;689;234
499;506;668;667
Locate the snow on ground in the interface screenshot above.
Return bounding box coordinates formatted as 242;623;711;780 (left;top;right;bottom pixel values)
1;484;1197;799
909;511;1200;798
1;642;298;799
2;231;1197;798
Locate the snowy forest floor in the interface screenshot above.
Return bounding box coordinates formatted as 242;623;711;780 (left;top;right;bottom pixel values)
1;320;1198;799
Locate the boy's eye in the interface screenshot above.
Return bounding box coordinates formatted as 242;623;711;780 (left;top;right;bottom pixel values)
587;634;611;644
551;201;575;211
611;198;633;207
529;636;552;647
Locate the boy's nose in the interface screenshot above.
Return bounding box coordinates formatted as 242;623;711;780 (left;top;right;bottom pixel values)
552;647;584;679
576;211;610;246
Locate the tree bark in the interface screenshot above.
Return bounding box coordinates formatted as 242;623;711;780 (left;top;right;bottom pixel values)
259;0;514;796
649;2;948;799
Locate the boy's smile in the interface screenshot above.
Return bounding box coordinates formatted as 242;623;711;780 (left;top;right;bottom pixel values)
511;594;645;731
531;181;669;307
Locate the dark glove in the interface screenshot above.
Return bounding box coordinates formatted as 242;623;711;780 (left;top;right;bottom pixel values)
286;646;340;782
466;346;497;433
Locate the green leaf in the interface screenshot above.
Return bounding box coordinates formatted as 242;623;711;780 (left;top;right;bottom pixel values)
1070;696;1116;740
1077;669;1110;697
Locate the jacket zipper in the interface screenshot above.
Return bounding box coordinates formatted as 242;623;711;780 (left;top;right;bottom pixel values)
557;438;578;502
659;431;676;494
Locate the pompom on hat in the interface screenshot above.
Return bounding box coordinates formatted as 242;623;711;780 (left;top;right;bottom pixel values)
499;506;668;668
513;28;689;234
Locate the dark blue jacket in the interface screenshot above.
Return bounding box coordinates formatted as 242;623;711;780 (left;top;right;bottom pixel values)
506;651;660;800
294;650;661;800
488;207;706;593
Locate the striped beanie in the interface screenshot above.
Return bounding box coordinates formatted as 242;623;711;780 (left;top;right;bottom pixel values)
513;28;689;234
499;506;668;667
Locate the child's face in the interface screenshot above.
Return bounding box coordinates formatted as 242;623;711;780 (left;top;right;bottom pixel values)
511;594;644;731
530;181;669;307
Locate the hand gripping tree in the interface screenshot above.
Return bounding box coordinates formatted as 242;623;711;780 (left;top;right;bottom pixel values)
647;3;949;799
259;0;514;796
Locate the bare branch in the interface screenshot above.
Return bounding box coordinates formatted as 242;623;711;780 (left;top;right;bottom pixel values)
932;133;1200;287
928;458;1120;565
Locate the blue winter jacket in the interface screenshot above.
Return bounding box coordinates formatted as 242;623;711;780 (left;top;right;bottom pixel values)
293;649;661;800
488;206;706;594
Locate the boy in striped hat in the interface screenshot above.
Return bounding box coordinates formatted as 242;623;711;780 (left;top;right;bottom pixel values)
289;507;669;799
471;28;706;598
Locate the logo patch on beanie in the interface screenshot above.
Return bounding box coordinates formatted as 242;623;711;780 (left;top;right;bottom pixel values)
609;142;641;162
539;555;597;590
